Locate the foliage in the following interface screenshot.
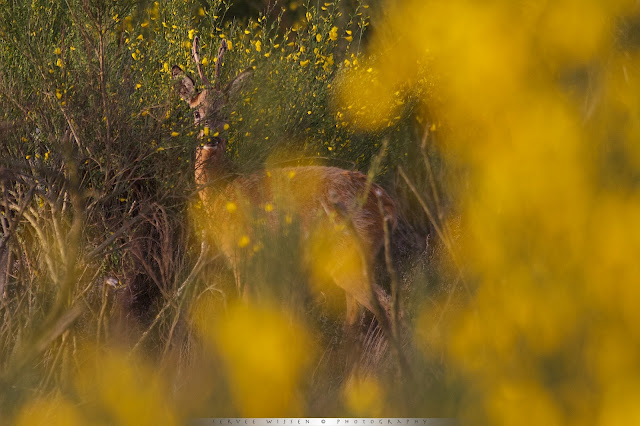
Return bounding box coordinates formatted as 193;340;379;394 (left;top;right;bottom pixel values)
0;0;423;421
347;0;640;424
2;0;637;423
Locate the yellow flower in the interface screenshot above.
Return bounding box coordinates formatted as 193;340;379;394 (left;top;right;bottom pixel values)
328;26;338;41
201;57;209;65
141;21;149;27
54;47;61;55
316;34;322;42
300;59;310;67
56;90;62;100
171;131;179;137
238;235;250;248
255;40;262;52
203;126;210;136
56;58;62;67
223;123;229;130
188;29;195;40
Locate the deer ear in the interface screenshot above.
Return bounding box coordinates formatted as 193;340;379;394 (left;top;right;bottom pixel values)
224;68;253;98
172;65;196;101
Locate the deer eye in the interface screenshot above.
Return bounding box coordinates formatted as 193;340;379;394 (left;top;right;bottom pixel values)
194;111;201;120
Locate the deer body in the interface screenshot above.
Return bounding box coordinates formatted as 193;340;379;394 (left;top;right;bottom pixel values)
174;37;396;328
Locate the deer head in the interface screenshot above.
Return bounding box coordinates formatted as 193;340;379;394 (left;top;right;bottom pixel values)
172;36;252;193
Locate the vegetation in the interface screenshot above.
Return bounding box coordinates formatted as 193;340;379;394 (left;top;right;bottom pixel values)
1;0;639;424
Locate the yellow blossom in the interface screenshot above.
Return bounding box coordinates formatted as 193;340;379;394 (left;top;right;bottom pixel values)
328;26;338;41
255;40;262;52
238;235;250;248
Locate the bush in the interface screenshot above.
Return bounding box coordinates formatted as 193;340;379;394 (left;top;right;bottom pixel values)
0;0;432;420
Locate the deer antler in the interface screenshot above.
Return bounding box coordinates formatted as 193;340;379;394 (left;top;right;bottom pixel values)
215;39;228;90
192;35;210;89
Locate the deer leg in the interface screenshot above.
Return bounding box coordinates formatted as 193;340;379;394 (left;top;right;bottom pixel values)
345;293;360;327
330;268;392;334
231;265;248;301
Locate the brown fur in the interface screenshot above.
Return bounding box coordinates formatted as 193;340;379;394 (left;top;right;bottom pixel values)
175;37;397;328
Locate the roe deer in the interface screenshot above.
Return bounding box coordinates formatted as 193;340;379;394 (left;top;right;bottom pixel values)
172;37;397;330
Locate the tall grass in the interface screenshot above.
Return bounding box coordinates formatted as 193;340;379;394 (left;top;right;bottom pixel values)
0;0;433;421
2;0;636;423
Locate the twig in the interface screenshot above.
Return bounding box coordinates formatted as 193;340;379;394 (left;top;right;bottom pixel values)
129;240;211;356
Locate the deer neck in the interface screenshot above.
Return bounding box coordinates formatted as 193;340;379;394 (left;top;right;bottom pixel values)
194;141;236;194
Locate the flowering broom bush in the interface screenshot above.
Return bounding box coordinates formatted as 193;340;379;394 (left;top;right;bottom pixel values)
3;0;635;423
0;0;426;421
